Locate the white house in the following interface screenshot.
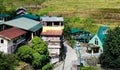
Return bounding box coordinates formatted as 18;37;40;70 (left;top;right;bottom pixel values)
0;27;26;54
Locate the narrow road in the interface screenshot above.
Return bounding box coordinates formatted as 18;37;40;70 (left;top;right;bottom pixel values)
53;42;77;70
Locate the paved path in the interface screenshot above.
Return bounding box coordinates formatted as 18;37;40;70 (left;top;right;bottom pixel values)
53;42;77;70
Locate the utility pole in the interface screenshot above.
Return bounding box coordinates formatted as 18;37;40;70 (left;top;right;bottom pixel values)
77;48;81;70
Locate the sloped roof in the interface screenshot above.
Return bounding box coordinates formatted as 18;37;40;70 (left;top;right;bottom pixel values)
0;14;9;17
41;30;63;36
4;17;42;32
0;27;26;40
71;28;89;34
15;13;39;20
97;26;108;44
40;16;63;21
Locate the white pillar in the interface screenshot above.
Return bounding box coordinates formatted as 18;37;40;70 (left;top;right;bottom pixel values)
60;22;61;26
52;22;54;26
31;32;34;39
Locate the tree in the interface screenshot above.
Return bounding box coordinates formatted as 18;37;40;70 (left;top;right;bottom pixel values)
16;45;35;64
63;18;71;40
31;36;49;55
0;52;18;70
100;27;120;68
16;36;50;70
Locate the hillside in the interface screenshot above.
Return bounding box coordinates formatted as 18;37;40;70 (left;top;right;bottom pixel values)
2;0;120;34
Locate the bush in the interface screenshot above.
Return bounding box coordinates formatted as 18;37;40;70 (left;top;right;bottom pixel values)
16;45;35;64
42;63;53;70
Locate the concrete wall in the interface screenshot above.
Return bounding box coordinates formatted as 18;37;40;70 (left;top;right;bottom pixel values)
48;48;60;55
0;37;8;53
42;26;64;32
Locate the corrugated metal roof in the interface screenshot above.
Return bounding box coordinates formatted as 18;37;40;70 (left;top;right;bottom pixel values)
40;16;63;21
41;30;63;36
15;13;39;20
71;28;89;34
4;17;42;32
97;26;108;44
0;27;26;40
0;14;9;17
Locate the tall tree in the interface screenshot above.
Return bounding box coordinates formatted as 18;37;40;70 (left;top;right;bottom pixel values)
100;27;120;68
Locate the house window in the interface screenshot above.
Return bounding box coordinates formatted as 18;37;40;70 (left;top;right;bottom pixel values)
54;22;60;26
46;22;52;26
1;39;4;43
95;38;98;45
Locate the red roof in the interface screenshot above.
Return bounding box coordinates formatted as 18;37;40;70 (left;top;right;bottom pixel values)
0;27;26;40
41;30;63;36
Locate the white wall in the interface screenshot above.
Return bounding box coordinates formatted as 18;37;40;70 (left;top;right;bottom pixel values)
0;37;8;53
0;37;14;54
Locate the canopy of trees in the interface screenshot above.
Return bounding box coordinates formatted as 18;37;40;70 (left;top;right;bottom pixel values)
0;52;18;70
100;27;120;68
17;36;52;70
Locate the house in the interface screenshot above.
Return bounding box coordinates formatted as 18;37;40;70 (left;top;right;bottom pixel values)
0;14;9;31
40;16;64;32
0;27;26;54
40;16;64;63
70;28;91;43
89;26;108;53
41;30;63;63
4;17;42;41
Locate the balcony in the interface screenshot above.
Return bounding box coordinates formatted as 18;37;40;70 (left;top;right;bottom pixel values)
48;43;61;48
13;37;25;45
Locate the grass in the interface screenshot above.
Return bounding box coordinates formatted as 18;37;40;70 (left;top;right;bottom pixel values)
40;0;120;15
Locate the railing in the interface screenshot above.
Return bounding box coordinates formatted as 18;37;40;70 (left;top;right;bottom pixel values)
13;37;25;45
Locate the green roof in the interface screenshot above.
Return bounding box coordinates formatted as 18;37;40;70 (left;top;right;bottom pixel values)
71;28;88;34
4;17;42;32
97;26;108;44
15;13;39;20
0;14;9;17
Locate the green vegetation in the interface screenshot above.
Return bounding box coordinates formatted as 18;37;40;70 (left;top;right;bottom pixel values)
16;36;52;70
100;27;120;68
64;17;98;34
0;52;19;70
